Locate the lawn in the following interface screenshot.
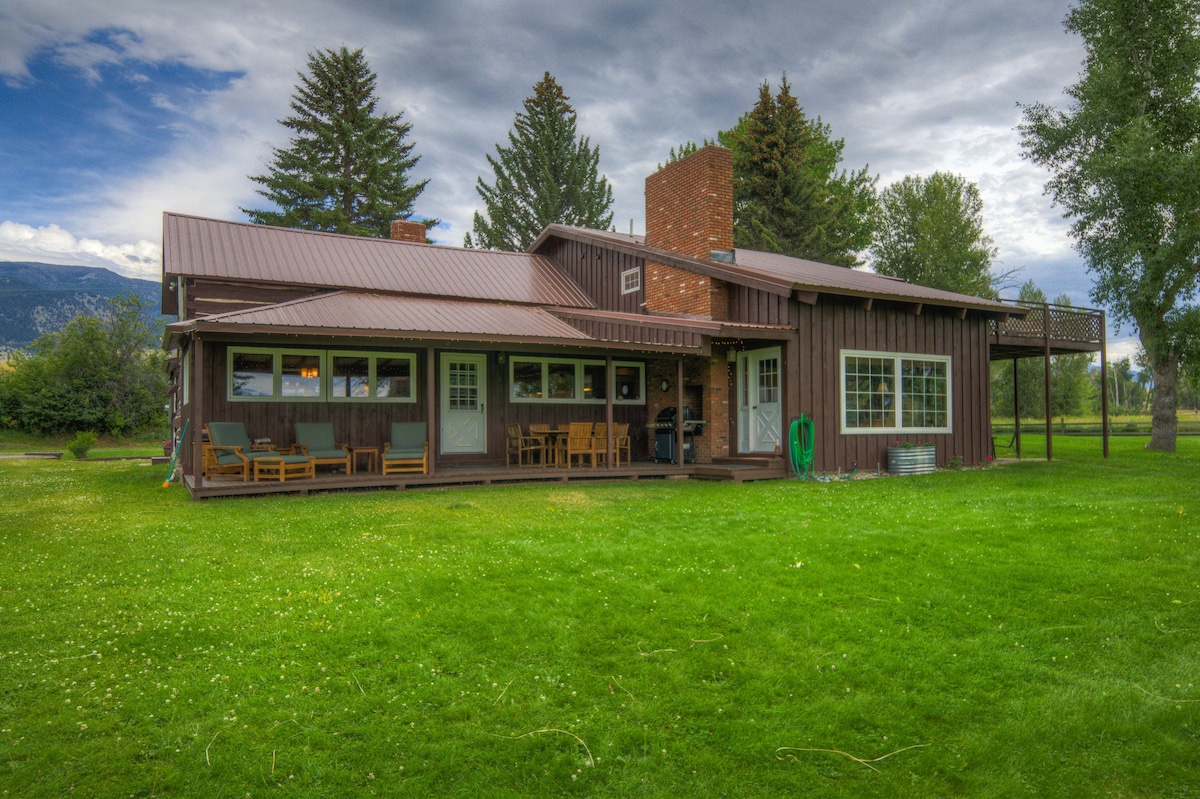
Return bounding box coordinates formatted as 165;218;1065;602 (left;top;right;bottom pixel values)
1;437;1197;797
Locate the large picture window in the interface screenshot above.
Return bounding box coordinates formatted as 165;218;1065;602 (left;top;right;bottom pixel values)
841;350;951;433
509;358;645;404
228;347;416;402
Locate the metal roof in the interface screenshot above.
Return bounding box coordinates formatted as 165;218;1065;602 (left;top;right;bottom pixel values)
163;213;594;308
535;225;1021;315
169;291;593;343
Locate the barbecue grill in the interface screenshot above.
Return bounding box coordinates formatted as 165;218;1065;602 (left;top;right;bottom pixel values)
649;406;703;463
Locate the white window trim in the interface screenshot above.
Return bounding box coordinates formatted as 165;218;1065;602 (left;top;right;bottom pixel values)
839;349;952;435
328;350;417;403
620;267;641;295
509;357;646;405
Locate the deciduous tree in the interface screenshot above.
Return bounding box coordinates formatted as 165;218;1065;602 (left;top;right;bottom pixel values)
466;73;613;251
244;46;431;238
870;172;1002;298
1019;0;1200;451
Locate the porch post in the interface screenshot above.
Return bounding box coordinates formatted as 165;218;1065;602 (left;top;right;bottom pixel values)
193;334;204;489
605;356;614;469
676;358;685;470
426;346;437;476
1012;357;1022;459
1044;304;1053;461
1100;310;1109;459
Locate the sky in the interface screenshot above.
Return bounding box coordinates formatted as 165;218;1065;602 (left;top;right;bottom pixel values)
0;0;1140;359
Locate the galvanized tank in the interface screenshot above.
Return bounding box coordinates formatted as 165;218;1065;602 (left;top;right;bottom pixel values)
887;445;937;475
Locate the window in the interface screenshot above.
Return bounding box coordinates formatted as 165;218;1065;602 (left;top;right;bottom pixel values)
228;347;416;402
330;351;415;402
841;350;951;433
621;267;641;295
509;358;645;404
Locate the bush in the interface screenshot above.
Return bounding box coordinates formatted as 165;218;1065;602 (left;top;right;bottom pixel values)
67;431;98;459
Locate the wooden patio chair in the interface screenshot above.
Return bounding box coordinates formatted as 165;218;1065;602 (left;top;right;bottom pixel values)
564;421;598;468
206;422;313;482
295;422;352;474
614;423;631;467
383;422;428;475
529;423;556;466
592;422;609;466
507;423;546;467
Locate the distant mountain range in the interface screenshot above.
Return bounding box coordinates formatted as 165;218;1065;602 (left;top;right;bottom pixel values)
0;261;170;351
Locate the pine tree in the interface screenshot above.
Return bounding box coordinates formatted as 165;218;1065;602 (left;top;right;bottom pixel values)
719;77;876;266
466;73;613;252
243;46;430;238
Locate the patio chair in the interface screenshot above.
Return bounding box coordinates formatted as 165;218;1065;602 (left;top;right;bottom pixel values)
592;422;609;466
205;422;313;482
614;423;631;467
507;423;546;467
383;422;428;475
295;422;352;474
564;421;598;468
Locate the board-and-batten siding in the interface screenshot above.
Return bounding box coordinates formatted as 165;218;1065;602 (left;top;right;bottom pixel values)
727;284;789;326
540;239;644;313
795;299;992;471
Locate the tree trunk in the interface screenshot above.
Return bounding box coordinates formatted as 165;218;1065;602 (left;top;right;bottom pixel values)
1147;352;1179;452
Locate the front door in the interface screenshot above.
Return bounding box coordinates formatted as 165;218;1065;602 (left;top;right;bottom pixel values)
737;346;782;454
440;353;487;455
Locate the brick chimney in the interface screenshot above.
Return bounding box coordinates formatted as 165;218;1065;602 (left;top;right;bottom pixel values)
643;145;732;318
390;219;428;243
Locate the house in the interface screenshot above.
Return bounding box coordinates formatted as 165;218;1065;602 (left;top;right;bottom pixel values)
163;145;1105;498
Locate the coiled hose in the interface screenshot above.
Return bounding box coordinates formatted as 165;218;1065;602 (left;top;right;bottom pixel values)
789;415;815;479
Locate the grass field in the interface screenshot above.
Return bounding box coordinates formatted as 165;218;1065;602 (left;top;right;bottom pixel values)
1;437;1197;797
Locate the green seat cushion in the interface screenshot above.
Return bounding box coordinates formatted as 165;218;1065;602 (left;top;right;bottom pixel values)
385;449;425;460
295;423;338;452
307;449;348;460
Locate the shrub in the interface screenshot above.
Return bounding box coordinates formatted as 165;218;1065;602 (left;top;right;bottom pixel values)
67;431;98;459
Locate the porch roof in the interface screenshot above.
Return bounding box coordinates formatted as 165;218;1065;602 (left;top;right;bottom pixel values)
164;291;716;353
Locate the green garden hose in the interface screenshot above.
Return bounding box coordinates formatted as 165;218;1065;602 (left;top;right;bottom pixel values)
789;415;815;480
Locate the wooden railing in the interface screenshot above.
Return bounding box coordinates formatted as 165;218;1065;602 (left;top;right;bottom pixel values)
990;300;1104;346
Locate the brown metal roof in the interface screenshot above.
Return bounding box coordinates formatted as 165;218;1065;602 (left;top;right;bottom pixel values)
163;213;594;308
172;291;593;342
535;225;1021;315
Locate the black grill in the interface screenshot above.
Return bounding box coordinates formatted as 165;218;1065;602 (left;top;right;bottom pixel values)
654;406;699;463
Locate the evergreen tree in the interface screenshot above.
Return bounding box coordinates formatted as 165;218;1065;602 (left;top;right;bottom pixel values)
466;73;613;251
719;77;876;267
243;46;430;238
870;172;1001;299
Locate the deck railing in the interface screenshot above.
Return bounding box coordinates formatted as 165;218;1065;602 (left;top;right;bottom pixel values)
990;300;1104;346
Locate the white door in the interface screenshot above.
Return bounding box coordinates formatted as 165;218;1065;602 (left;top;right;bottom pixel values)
737;347;782;454
440;353;487;454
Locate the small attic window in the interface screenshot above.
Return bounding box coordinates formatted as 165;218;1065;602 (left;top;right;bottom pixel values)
621;267;641;295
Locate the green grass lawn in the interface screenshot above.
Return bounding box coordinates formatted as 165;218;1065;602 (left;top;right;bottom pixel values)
1;437;1197;797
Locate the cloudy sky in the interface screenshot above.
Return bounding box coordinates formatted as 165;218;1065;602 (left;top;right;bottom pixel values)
0;0;1136;355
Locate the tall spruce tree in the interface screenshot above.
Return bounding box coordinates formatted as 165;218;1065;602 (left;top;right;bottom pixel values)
466;73;613;252
243;46;430;238
719;77;876;267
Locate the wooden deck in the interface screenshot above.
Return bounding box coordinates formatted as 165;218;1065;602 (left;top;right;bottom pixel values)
182;458;790;499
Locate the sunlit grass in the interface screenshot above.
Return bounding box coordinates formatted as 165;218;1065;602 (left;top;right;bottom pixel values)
0;437;1196;797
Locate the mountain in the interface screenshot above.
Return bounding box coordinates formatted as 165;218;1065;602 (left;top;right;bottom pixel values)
0;261;170;351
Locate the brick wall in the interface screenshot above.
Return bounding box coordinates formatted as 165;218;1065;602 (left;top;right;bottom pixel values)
390;219;428;243
644;146;733;319
646;351;733;464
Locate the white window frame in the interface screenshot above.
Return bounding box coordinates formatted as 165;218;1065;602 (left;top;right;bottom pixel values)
839;349;952;435
508;357;646;405
328;350;417;403
621;267;641;295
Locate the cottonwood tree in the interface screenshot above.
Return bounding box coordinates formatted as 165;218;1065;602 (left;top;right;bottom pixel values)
870;172;1004;298
719;77;876;267
1019;0;1200;451
244;46;431;238
466;73;613;251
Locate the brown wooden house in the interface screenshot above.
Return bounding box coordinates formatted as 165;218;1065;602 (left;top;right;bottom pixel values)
163;145;1101;498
